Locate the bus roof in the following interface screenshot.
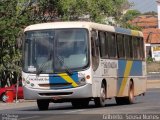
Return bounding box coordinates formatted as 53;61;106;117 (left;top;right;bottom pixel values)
24;21;143;37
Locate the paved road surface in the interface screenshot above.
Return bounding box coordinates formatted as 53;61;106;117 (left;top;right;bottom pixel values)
0;88;160;120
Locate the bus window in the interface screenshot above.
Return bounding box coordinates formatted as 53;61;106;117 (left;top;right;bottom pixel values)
99;31;108;58
108;33;117;58
116;34;125;58
124;35;133;59
140;38;145;60
132;37;139;59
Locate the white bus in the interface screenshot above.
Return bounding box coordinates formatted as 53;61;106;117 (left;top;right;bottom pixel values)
22;22;147;110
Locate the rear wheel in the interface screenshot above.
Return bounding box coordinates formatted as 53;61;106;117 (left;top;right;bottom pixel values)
37;99;50;110
126;81;134;104
116;81;134;105
94;83;106;107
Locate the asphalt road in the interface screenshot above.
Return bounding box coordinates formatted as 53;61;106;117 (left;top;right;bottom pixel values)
0;88;160;120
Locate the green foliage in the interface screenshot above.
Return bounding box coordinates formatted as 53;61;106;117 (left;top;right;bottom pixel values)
0;0;131;85
120;10;142;30
147;57;154;63
0;0;34;79
143;11;157;16
34;0;129;23
122;10;141;21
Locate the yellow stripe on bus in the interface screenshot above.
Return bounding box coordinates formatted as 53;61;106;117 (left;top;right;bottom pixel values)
118;61;133;96
131;30;139;36
58;73;78;87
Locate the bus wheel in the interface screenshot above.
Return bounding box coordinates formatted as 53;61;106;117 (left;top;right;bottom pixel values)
71;99;89;108
37;99;50;110
94;83;106;107
126;81;134;104
116;81;134;105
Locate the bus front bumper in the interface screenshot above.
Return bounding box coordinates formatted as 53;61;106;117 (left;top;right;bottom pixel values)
23;84;92;100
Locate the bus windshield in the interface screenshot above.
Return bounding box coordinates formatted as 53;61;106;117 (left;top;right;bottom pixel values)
23;28;89;74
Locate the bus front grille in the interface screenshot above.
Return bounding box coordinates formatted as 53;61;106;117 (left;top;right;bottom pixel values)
38;83;72;88
39;92;73;96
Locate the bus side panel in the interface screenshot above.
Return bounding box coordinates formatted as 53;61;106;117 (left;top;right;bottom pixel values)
117;60;146;97
92;77;102;97
92;59;118;98
133;77;146;96
106;78;117;98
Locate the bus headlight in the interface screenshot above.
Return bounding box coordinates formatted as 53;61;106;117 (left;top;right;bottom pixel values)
77;77;86;86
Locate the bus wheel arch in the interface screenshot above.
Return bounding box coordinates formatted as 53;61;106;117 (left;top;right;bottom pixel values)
94;79;107;107
116;79;135;105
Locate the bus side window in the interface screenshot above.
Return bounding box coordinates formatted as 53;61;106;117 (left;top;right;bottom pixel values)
108;32;117;58
99;31;108;58
124;35;133;59
140;37;145;60
116;34;125;58
91;30;99;71
132;37;139;59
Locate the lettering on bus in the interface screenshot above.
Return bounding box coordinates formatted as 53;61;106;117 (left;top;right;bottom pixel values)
28;77;49;81
101;62;118;68
101;62;118;76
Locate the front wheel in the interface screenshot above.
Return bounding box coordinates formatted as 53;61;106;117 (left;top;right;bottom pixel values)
37;99;50;110
94;83;106;107
71;99;90;108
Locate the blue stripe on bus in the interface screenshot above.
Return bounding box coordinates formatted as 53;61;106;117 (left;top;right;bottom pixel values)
118;60;127;77
130;61;142;76
118;60;143;96
114;27;131;35
49;72;79;89
118;60;142;77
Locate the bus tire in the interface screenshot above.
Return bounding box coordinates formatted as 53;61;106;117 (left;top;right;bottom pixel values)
126;81;134;104
94;83;106;107
116;81;134;105
71;99;89;108
37;99;50;110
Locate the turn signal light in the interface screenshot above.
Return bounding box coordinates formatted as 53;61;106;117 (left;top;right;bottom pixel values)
86;75;90;79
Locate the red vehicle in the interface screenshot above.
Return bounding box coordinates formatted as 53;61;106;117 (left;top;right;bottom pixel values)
0;84;23;102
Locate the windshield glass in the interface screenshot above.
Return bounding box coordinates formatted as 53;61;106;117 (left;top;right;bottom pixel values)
22;29;89;73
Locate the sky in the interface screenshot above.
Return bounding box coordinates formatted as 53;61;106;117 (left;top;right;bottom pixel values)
128;0;157;13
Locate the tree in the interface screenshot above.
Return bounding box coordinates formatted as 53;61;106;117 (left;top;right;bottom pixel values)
122;10;141;21
143;11;157;16
30;0;129;23
120;10;142;29
0;0;130;87
0;0;34;87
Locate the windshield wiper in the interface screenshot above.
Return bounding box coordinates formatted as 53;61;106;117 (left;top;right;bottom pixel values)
36;60;51;75
36;54;52;76
56;55;73;76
